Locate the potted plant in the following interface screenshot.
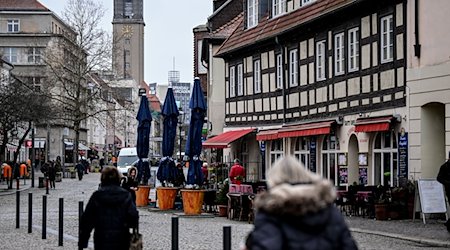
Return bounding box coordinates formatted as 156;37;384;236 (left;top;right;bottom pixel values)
215;180;229;217
374;185;390;220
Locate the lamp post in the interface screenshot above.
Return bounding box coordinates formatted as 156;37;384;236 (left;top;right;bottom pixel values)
178;109;185;161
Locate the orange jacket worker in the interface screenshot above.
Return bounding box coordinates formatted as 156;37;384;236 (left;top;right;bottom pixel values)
20;163;28;177
3;164;12;178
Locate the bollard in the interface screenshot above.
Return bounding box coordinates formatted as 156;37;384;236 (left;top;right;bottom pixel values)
16;178;19;190
42;195;47;239
171;217;179;250
28;193;32;233
58;198;63;246
46;177;49;195
78;201;83;250
16;191;20;229
223;226;231;250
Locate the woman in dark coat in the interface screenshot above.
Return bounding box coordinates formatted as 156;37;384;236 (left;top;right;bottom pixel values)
121;166;139;204
79;166;139;250
246;156;357;250
47;161;56;189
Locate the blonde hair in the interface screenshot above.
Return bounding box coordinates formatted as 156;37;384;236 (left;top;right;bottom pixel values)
267;156;321;189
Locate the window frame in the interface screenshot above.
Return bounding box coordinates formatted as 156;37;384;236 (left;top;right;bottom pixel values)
247;0;258;28
272;0;286;18
316;40;326;81
334;32;345;75
348;27;360;72
7;20;19;33
270;139;284;169
289;49;298;87
3;48;18;63
380;15;394;63
276;54;283;89
237;63;243;96
27;48;41;64
254;60;261;93
373;131;398;187
301;0;316;6
294;137;310;170
229;66;236;97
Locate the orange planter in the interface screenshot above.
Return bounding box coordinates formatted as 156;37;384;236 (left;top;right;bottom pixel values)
181;189;205;215
135;185;151;207
157;187;178;210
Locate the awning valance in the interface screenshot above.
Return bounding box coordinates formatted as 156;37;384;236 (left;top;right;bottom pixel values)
256;129;280;141
277;121;335;138
65;142;90;151
354;116;395;133
202;129;255;149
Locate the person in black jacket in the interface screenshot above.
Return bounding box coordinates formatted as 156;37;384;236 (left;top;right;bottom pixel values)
245;156;357;250
437;152;450;232
79;166;139;250
121;166;139;204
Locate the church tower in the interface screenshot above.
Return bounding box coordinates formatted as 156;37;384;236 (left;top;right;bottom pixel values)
112;0;145;86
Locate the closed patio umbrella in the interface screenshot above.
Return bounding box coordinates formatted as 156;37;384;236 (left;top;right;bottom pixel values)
157;88;179;186
136;94;152;184
185;78;207;186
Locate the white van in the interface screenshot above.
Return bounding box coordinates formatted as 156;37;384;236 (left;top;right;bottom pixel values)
117;147;139;176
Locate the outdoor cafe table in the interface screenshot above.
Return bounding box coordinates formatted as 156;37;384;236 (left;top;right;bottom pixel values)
229;184;253;194
227;192;253;221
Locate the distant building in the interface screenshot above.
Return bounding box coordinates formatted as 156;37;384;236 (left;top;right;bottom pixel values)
112;0;145;86
0;0;87;163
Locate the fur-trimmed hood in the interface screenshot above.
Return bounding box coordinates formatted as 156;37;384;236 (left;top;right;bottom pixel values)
255;178;336;217
127;166;138;176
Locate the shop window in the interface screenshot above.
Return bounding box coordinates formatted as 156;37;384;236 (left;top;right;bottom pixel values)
294;137;309;169
270;139;284;167
373;131;398;187
322;135;338;185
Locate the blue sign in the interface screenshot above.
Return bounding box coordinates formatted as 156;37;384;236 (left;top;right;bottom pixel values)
398;131;408;184
260;141;265;153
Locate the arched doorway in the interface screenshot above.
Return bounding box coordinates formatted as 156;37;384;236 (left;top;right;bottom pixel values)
421;102;445;178
348;134;359;185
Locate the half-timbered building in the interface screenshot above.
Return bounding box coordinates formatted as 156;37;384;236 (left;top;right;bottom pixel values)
210;0;408;187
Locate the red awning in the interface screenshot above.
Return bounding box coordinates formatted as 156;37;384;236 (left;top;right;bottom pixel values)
354;116;394;133
256;129;280;141
202;129;255;149
277;121;334;138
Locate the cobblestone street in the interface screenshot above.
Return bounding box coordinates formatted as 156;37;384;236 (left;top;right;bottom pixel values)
1;172;449;249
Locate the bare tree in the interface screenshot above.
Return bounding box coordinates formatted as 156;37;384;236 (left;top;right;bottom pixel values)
0;75;53;188
42;0;127;164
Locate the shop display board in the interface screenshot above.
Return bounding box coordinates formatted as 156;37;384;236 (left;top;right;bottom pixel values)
414;179;448;224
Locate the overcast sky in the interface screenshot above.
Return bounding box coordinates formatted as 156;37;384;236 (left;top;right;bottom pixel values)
39;0;212;85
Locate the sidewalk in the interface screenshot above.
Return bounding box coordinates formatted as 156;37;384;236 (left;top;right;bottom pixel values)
346;215;450;248
0;178;33;196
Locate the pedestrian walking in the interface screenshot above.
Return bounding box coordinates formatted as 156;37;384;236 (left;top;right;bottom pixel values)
244;156;357;250
121;166;139;204
47;161;56;189
75;162;84;181
437;151;450;232
79;166;139;250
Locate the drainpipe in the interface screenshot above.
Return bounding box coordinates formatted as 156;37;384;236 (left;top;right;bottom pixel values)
275;36;287;124
414;0;421;58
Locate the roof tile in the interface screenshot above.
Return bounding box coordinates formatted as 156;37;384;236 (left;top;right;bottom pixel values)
0;0;49;11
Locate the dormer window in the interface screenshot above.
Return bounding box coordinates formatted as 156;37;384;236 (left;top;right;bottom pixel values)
301;0;316;6
247;0;258;28
273;0;286;18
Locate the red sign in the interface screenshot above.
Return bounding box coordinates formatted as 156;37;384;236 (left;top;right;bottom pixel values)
25;140;32;148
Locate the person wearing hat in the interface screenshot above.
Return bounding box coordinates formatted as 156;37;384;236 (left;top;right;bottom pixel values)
245;156;357;250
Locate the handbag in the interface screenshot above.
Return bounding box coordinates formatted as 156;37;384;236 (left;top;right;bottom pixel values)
129;228;143;250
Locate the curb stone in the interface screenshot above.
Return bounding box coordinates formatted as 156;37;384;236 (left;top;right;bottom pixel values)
350;227;450;248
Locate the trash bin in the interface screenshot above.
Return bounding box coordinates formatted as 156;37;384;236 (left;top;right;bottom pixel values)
70;171;76;179
38;177;45;188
